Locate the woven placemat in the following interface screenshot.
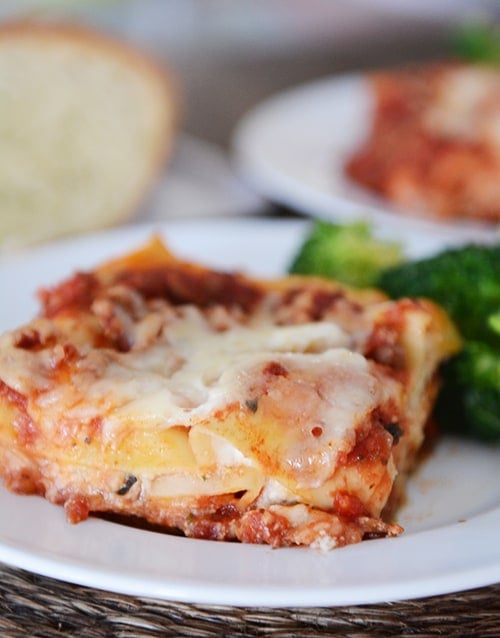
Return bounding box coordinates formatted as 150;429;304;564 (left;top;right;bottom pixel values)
1;564;498;638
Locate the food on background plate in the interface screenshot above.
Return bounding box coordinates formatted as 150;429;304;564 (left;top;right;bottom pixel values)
0;21;178;251
0;236;460;549
291;220;500;442
345;61;500;223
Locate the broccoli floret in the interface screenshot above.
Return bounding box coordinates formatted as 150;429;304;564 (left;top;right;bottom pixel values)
377;244;500;346
289;220;403;287
489;310;500;335
452;22;500;64
436;341;500;441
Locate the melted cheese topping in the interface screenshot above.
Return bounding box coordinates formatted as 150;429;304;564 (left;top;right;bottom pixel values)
424;66;500;145
0;306;387;494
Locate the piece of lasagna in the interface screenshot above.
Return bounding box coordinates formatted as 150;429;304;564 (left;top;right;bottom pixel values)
346;62;500;223
0;237;460;549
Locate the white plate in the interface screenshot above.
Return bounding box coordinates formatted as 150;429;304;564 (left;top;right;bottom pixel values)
232;74;499;244
0;218;499;607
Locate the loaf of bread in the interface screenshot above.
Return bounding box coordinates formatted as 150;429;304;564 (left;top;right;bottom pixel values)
0;21;178;250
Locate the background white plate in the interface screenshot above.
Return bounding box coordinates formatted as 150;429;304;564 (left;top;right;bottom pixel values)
0;218;499;607
232;74;499;244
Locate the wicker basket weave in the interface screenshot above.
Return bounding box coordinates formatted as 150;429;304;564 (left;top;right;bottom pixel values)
1;564;499;637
